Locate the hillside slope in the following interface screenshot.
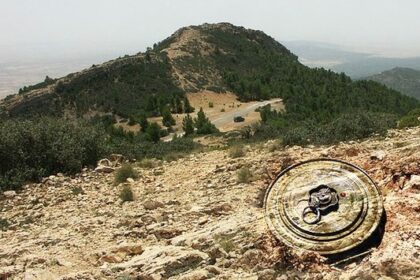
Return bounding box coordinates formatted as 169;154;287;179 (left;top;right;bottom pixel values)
366;67;420;100
0;23;417;122
1;127;419;279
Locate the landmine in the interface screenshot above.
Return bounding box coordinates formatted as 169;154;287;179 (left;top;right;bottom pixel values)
265;159;383;255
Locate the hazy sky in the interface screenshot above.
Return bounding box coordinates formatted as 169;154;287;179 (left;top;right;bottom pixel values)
1;0;420;62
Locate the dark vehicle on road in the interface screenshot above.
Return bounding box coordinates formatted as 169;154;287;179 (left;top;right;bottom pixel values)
233;116;245;122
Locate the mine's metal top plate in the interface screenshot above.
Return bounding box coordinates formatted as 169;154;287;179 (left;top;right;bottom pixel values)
264;159;383;254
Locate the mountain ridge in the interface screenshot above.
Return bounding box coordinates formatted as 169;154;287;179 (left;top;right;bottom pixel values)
365;67;420;100
0;23;417;121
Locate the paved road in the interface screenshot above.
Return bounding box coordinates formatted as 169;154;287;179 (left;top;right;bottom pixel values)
164;98;282;141
211;98;282;127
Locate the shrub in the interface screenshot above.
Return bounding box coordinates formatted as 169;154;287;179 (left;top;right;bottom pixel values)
214;234;236;253
108;136;198;160
119;185;134;202
229;145;246;158
0;118;106;192
209;102;214;108
128;118;137;126
398;108;420;128
146;122;161;143
282;112;397;146
268;139;282;152
237;167;253;183
282;126;311;146
114;165;138;185
0;218;9;231
138;159;158;169
71;186;84;195
220;108;225;112
164;152;185;162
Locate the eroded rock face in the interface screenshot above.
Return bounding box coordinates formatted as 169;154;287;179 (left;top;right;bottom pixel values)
112;245;209;278
94;155;125;173
0;127;419;279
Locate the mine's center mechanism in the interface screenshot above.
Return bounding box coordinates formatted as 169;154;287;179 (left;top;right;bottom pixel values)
264;159;384;255
301;185;339;224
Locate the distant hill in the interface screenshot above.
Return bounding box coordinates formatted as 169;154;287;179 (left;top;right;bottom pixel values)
333;57;420;79
365;67;420;100
0;23;417;121
283;40;420;79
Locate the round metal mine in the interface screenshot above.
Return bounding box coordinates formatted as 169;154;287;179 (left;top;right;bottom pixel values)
264;159;383;254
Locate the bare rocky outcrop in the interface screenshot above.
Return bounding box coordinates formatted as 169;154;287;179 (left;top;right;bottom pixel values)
0;127;419;279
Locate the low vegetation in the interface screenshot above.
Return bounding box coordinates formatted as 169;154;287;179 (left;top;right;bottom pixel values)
0;218;9;231
71;186;85;196
119;185;134;202
229;145;246;158
398;108;420;128
237;166;254;184
114;165;138;185
0;114;201;192
254;107;399;146
214;234;236;253
268;139;282;152
137;158;159;169
0;118;105;192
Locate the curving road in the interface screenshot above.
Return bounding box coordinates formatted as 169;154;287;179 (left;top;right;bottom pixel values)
211;98;282;127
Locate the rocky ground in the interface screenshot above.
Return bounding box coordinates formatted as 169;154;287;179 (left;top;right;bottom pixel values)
1;127;419;280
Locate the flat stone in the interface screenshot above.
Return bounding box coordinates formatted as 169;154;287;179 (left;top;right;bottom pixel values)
94;165;115;173
370;150;386;161
404;175;420;190
3;190;16;198
144;200;164;210
126;178;135;183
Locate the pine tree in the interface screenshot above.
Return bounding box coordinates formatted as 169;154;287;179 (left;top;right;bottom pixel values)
172;96;183;113
139;115;149;132
194;107;218;135
183;97;194;113
182;114;195;136
146;122;161;143
161;106;176;127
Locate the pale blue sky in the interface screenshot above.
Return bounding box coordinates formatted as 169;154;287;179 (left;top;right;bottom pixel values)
1;0;420;61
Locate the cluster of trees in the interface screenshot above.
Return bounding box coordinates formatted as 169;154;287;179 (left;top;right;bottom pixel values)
0;115;201;191
18;76;56;95
182;107;219;136
8;52;190;120
398;108;420;128
0;118;105;191
145;95;194;117
201;27;419;144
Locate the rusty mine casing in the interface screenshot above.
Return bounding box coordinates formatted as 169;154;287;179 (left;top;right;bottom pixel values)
264;159;384;255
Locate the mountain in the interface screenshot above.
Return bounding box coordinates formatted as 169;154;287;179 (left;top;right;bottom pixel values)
0;23;417;121
333;57;420;79
365;67;420;100
283;40;420;79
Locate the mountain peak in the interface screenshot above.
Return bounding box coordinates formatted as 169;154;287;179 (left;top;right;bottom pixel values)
367;67;420;100
0;23;416;119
